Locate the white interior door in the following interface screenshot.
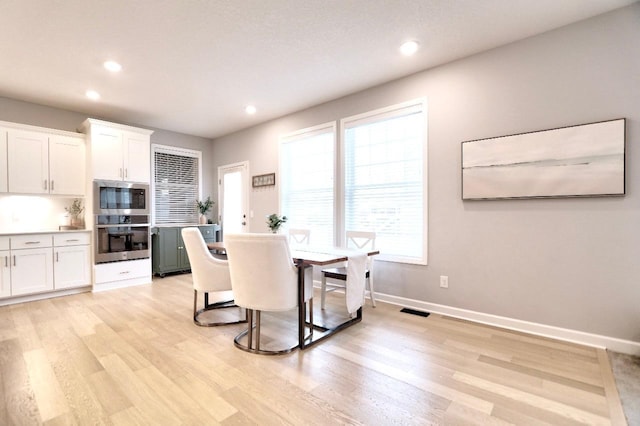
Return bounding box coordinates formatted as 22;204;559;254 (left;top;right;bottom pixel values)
218;161;249;237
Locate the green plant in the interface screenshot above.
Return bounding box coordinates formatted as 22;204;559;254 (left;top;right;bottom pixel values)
266;213;287;233
65;199;84;218
196;197;214;215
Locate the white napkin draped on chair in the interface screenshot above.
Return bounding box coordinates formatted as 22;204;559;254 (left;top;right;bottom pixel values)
346;252;367;314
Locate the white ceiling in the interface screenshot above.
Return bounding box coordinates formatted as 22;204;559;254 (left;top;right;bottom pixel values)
0;0;635;139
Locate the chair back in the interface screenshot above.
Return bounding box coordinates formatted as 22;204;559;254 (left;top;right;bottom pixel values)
288;228;310;246
224;233;300;312
346;231;376;251
181;227;232;293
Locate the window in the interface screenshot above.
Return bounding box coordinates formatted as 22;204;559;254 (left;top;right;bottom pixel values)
152;145;202;224
279;99;427;264
342;100;427;264
279;123;335;247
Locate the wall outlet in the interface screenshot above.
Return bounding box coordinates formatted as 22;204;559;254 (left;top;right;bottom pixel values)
440;275;449;288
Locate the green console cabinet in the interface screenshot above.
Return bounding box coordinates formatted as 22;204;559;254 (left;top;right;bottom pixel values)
151;224;220;277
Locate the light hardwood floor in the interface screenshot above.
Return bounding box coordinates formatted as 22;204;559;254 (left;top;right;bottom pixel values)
0;273;627;425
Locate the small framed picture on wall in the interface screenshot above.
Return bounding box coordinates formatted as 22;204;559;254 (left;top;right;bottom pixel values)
252;172;276;187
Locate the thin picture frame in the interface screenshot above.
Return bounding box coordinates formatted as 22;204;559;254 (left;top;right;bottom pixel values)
252;172;276;188
461;118;626;200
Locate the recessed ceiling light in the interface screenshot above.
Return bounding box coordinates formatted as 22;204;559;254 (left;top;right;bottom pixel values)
245;105;257;115
86;90;100;101
103;60;122;72
400;40;419;56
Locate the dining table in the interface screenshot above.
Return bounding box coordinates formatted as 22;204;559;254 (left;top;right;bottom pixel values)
207;241;379;350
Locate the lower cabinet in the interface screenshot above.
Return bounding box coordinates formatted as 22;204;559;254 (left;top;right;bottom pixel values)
0;237;10;298
8;234;54;297
0;232;91;300
0;249;9;298
11;247;54;296
93;258;152;292
53;233;91;290
152;225;220;277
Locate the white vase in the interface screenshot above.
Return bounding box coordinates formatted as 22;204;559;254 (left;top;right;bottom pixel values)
199;215;207;225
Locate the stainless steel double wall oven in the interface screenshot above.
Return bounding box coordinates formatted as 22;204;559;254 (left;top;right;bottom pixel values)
93;180;150;263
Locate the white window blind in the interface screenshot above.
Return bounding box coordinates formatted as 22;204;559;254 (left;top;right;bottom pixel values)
153;146;201;224
280;124;335;247
343;100;427;264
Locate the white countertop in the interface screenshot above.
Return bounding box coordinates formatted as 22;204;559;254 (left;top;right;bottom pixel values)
0;229;92;237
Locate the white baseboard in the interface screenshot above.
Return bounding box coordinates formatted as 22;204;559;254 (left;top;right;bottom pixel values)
0;286;91;306
374;292;640;356
313;281;640;356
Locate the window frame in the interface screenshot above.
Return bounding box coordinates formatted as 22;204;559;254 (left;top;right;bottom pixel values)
278;98;428;265
278;122;337;247
151;144;203;225
340;98;428;265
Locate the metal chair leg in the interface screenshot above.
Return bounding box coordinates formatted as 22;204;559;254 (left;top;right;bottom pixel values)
193;289;247;327
256;310;261;350
247;309;254;349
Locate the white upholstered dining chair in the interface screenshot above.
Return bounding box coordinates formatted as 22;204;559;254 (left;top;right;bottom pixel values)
181;227;246;327
321;230;377;310
224;233;313;355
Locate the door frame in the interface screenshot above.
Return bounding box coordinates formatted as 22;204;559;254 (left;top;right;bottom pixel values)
217;161;250;235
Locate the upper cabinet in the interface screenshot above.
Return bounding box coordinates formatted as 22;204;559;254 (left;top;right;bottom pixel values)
81;119;153;183
49;135;86;195
7;129;49;194
2;125;85;196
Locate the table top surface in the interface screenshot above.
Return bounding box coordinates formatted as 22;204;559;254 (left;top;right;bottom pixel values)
207;241;378;266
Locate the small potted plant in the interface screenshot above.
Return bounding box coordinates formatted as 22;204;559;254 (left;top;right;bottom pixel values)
266;213;287;233
65;198;84;229
196;197;214;224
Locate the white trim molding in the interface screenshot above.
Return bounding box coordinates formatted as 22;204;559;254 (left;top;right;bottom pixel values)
344;287;640;356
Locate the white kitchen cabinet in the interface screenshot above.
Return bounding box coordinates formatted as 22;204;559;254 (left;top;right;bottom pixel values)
49;135;86;195
10;234;54;296
0;232;91;301
53;233;91;290
6;128;85;196
7;129;49;194
0;237;10;298
10;248;53;296
0;250;9;298
81;119;153;183
89;124;124;181
123;131;151;183
94;258;151;291
0;129;7;193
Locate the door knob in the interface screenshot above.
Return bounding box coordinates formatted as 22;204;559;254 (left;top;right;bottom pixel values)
242;221;246;226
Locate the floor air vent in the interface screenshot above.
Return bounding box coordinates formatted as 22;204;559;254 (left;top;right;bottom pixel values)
400;308;430;318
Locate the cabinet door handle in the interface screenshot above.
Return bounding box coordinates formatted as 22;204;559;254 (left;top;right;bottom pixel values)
44;180;48;190
13;256;16;267
119;271;130;275
24;241;41;245
119;168;123;178
125;168;128;178
51;180;54;191
66;239;79;242
56;252;59;262
4;256;7;268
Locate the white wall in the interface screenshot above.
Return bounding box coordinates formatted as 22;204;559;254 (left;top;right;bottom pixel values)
211;4;640;350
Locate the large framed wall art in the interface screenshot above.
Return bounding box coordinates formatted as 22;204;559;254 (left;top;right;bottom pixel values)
461;118;626;200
